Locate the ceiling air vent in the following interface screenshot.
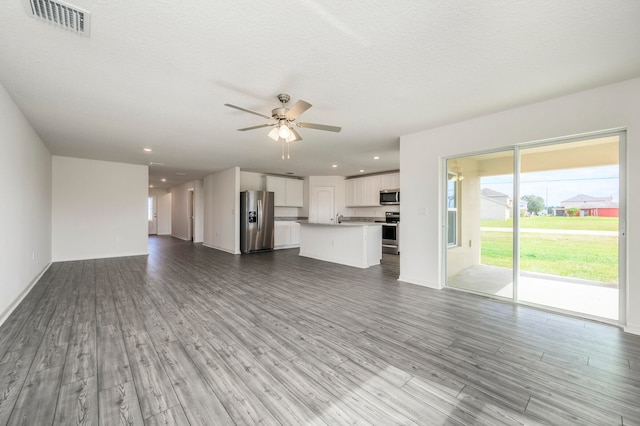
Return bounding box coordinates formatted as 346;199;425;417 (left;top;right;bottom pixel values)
23;0;91;36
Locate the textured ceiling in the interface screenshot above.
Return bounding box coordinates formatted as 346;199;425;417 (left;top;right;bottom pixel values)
1;1;640;189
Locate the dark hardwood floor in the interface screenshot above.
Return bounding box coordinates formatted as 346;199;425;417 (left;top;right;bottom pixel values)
1;236;639;425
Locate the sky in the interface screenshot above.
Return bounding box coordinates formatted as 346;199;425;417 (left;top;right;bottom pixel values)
481;165;619;207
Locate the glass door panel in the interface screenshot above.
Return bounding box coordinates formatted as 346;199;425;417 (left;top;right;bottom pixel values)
518;135;620;320
446;151;514;299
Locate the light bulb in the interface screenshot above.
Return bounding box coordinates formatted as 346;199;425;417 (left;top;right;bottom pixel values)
278;124;291;139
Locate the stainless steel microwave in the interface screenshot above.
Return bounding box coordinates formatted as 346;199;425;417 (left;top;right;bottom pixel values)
380;189;400;205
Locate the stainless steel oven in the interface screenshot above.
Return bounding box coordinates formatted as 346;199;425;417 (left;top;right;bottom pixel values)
382;212;399;254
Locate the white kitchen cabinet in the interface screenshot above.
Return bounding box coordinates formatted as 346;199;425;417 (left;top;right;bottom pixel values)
274;221;291;247
264;176;304;207
363;175;381;206
345;175;380;207
285;178;304;207
380;173;400;190
274;221;301;249
264;176;286;206
290;222;301;245
345;178;361;207
346;173;399;207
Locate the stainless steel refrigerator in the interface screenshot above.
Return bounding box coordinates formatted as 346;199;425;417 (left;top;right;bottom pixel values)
240;191;275;254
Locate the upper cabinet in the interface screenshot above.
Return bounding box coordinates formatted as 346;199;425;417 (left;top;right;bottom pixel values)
345;178;363;207
345;172;399;207
265;175;287;205
264;176;304;207
380;173;400;190
345;175;380;207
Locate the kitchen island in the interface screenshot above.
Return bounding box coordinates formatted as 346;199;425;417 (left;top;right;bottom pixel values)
298;222;382;268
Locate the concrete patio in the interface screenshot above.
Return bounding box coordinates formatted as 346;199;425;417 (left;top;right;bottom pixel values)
447;264;618;320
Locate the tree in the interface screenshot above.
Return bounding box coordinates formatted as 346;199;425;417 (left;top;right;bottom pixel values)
521;194;545;215
567;207;580;217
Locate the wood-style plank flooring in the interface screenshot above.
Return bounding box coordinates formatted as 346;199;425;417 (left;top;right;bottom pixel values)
1;235;640;425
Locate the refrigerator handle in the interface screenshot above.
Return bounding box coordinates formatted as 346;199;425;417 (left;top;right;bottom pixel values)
257;199;262;231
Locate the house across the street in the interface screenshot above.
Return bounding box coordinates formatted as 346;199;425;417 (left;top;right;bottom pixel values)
553;193;619;217
480;188;513;220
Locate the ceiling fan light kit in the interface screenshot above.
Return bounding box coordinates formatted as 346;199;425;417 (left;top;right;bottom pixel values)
225;93;341;159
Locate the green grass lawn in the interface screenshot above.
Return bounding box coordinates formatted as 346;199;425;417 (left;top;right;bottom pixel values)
481;230;618;284
481;216;618;231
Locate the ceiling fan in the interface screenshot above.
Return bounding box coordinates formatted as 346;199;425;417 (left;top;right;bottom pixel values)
224;93;341;159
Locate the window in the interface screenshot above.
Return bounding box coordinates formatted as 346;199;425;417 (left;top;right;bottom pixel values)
447;173;458;246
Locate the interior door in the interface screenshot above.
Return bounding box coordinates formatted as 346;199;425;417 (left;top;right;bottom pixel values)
311;186;335;223
148;196;157;235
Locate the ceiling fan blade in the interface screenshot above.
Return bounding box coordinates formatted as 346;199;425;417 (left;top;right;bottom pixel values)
285;100;312;120
289;126;303;142
237;123;274;131
297;122;342;132
224;103;273;120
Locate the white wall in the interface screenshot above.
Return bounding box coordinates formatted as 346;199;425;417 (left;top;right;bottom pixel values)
240;171;263;191
52;156;148;261
400;77;640;334
149;188;172;235
0;83;52;324
203;167;240;254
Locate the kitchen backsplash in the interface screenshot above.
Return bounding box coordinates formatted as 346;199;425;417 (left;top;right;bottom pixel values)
344;205;399;218
274;207;302;217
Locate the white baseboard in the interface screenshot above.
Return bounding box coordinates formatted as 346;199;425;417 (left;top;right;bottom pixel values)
202;243;239;255
0;262;51;328
52;251;148;262
624;324;640;336
274;244;300;250
398;275;442;289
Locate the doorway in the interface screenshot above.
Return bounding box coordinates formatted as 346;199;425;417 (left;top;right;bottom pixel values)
188;189;195;241
445;132;624;323
148;196;157;235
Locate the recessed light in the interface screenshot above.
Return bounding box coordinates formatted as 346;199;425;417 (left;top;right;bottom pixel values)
360;170;365;173
143;148;152;152
176;172;187;176
373;156;380;160
149;185;154;188
332;164;338;168
161;178;167;182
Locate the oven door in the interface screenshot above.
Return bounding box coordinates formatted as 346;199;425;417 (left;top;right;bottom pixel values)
382;223;399;254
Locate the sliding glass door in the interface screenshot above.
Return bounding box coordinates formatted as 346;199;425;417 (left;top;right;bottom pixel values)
446;151;515;299
445;132;624;323
517;135;621;320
